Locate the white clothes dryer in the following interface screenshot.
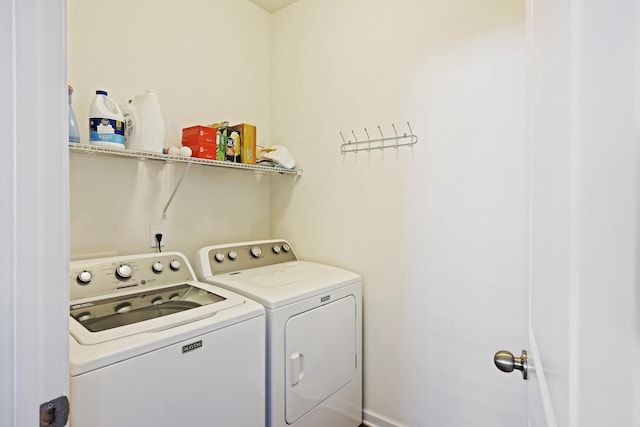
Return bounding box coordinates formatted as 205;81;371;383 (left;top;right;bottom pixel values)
69;252;265;427
194;240;362;427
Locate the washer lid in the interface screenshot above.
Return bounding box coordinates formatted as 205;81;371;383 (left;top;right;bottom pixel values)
70;283;226;333
69;281;254;345
204;261;361;309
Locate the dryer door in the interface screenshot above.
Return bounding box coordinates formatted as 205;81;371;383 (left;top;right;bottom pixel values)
285;295;357;424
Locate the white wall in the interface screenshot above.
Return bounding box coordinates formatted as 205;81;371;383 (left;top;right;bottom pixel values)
270;1;527;425
68;0;529;425
67;0;278;259
68;0;273;147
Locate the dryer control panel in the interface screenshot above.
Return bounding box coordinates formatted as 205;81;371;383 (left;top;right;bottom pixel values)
198;240;298;276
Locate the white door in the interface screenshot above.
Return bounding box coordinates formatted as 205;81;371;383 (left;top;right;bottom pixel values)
497;1;638;425
0;0;69;426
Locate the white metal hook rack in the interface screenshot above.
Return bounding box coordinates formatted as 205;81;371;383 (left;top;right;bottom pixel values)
340;122;418;154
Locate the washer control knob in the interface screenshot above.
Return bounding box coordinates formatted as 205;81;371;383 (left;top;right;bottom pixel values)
272;245;281;254
114;302;132;314
250;246;262;258
152;261;164;273
282;244;291;253
77;270;92;284
115;264;133;279
228;251;238;260
169;259;181;271
214;252;225;262
151;297;163;305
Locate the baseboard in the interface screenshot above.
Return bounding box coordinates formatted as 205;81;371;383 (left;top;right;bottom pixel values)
362;409;408;427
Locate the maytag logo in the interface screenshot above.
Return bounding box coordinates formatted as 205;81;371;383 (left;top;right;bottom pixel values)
182;340;203;354
321;295;330;303
70;302;94;310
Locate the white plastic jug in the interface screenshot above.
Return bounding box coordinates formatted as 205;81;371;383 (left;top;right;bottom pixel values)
89;90;125;150
122;89;165;153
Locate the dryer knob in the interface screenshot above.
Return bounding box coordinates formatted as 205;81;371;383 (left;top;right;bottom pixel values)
272;245;281;254
77;270;92;284
282;244;291;253
250;246;262;258
214;252;225;262
115;264;133;279
169;259;181;271
228;251;238;260
152;261;164;273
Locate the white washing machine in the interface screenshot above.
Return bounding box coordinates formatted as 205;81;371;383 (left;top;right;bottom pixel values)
69;252;265;427
194;240;362;427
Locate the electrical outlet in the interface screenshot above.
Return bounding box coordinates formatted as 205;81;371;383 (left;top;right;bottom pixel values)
150;225;166;249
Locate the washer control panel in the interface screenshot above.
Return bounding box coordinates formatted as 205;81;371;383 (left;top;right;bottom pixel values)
70;252;195;301
202;240;297;275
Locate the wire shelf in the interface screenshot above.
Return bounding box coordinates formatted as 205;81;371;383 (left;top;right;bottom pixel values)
69;144;303;176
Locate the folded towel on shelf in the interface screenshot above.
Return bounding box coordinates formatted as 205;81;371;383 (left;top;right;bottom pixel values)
257;145;296;169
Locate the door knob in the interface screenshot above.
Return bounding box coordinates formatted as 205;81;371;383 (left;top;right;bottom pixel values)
494;349;528;380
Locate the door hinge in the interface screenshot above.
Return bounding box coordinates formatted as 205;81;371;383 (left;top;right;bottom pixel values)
40;395;69;427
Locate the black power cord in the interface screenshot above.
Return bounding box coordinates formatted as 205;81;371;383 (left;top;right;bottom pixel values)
155;233;163;253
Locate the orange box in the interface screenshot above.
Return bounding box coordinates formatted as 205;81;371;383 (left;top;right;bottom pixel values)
182;140;218;160
182;125;216;145
230;123;256;165
182;125;226;160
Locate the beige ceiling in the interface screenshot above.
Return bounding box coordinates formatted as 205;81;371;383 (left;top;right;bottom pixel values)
249;0;299;13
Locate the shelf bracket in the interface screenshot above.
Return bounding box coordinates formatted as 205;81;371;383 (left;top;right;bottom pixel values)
68;143;304;220
162;162;192;220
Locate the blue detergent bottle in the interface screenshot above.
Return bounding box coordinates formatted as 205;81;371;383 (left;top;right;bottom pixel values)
68;85;80;143
89;90;125;150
